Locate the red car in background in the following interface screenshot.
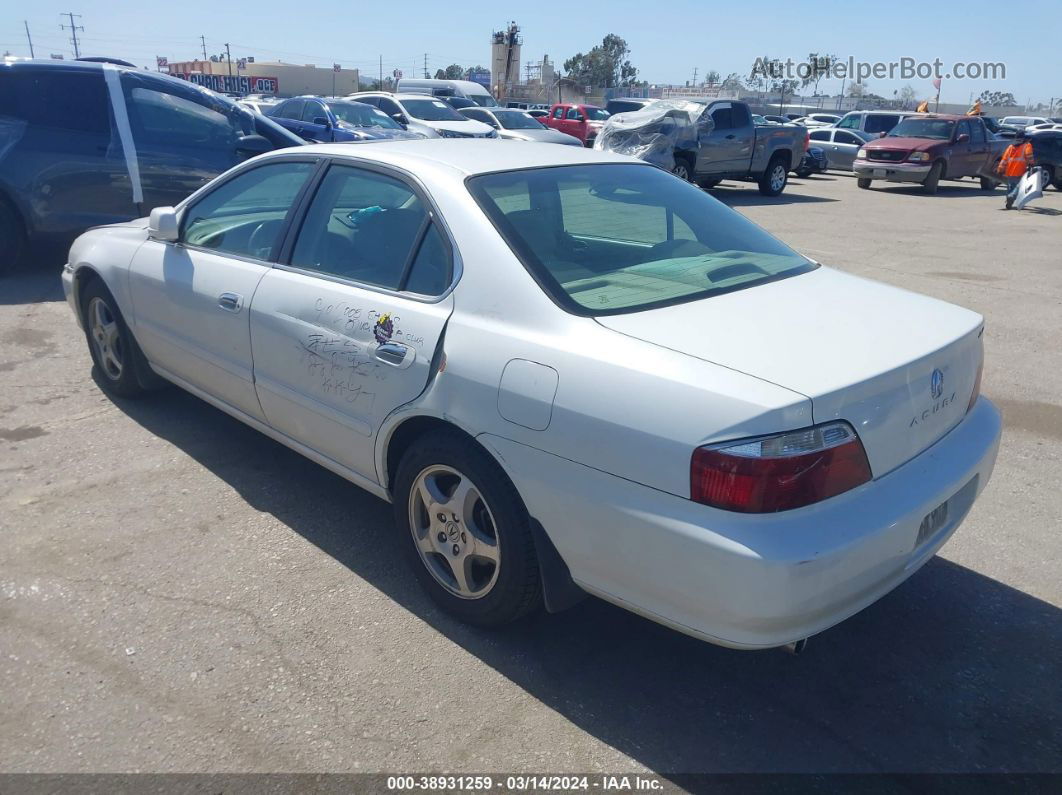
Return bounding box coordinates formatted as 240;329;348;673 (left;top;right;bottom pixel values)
546;103;610;146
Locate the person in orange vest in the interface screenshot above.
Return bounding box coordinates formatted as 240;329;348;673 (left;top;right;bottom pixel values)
997;129;1035;209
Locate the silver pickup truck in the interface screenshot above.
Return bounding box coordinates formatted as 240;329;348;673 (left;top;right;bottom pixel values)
596;99;808;196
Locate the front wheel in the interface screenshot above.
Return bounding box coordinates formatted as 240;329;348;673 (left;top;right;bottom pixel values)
979;176;998;191
80;280;152;399
697;178;721;189
923;161;943;194
671;156;693;182
857;177;873;189
1039;165;1055;190
393;431;542;627
758;155;789;196
794;169;812;178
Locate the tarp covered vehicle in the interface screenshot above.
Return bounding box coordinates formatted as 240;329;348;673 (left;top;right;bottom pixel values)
593;100;711;174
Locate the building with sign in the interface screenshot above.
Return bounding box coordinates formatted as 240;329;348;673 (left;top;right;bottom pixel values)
166;59;360;97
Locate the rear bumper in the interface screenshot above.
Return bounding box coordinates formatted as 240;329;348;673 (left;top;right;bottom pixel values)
854;160;931;182
482;397;1001;649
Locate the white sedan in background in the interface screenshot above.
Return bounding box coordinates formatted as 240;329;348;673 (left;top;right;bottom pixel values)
62;141;1001;650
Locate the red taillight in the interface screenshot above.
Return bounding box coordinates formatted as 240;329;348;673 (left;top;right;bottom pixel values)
690;422;872;513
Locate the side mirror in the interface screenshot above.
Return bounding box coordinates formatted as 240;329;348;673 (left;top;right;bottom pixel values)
148;207;179;243
235;133;273;157
313;116;331;128
391;113;408;126
955;133;970;143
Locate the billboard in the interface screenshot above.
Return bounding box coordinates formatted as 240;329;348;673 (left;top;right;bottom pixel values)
172;72;279;95
468;69;491;88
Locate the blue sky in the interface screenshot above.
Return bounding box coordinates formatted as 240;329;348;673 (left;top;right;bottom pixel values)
2;0;1057;106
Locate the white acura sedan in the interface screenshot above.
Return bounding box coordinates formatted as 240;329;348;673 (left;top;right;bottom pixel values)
62;141;1001;650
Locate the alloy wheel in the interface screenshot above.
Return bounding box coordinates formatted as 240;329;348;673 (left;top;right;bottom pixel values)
88;297;123;380
407;464;501;599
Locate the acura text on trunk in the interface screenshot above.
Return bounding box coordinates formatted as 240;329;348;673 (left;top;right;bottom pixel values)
61;142;1001;650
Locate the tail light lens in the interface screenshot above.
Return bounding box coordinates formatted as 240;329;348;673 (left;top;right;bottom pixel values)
690;422;872;513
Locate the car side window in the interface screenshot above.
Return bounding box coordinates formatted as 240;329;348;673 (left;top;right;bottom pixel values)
276;99;303;119
565;108;583;121
302;101;326;122
378;98;402;118
730;104;751;127
956;120;972;140
970;120;986;143
836;131;861;146
552;107;565;119
0;70;111;135
125;84;235;147
837;114;860;130
710;106;733;130
358;96;380;108
181;161;315;259
403;224;452;296
290;165;440;292
809;130;830;142
865;115;898;134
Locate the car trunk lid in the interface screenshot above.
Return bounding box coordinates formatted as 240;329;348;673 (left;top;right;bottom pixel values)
595;267;984;477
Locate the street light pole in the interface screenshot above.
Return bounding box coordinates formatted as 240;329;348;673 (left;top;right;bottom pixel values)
225;43;232;77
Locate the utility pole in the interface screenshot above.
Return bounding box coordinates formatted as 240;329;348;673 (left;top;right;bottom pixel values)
424;53;428;79
200;35;207;61
379;55;382;89
691;67;698;87
224;42;232;77
60;12;84;59
24;20;34;59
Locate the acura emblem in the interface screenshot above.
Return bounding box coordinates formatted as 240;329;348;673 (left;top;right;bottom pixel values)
930;368;944;400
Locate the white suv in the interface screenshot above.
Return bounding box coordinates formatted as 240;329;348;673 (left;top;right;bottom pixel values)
348;93;497;139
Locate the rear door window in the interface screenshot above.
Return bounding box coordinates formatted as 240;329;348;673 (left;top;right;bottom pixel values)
0;69;110;134
835;131;863;146
289;165;449;294
809;130;831;142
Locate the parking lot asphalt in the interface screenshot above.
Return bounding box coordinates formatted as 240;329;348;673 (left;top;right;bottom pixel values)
1;172;1059;777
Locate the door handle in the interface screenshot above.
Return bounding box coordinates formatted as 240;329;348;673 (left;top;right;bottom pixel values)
725;134;736;139
375;341;415;369
218;292;242;313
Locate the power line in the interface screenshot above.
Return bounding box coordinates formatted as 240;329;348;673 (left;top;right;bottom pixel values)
59;12;84;59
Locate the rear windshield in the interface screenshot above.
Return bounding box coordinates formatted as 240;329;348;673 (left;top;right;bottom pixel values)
401;98;465;121
330;102;402;129
494;110;543;130
468;164;814;316
888;118;955;139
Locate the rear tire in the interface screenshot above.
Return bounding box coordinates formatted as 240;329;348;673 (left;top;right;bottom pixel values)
697;178;721;189
0;200;26;278
857;177;872;189
979;176;997;191
758;155;789;196
393;430;542;628
79;279;152;399
1039;165;1055;190
923;160;943;194
794;169;812;178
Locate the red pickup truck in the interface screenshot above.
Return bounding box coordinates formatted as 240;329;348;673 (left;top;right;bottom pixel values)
545;103;610;146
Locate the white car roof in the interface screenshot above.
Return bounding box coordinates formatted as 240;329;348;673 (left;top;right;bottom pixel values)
289;139;639;176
